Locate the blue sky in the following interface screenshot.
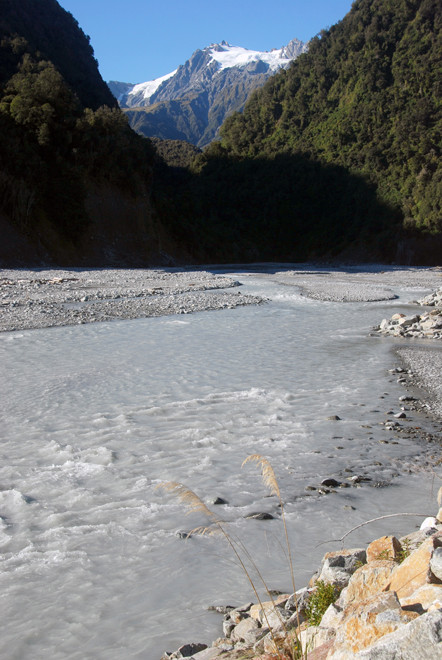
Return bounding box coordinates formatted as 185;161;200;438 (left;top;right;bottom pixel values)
59;0;354;83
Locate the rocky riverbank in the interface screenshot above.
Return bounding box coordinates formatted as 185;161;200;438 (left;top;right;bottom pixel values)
162;503;442;660
374;287;442;339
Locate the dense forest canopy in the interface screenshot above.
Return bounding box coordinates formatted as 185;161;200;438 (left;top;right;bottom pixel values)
0;0;440;266
0;0;116;109
0;0;164;264
211;0;441;237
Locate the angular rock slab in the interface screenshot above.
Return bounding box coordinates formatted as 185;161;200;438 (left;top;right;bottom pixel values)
354;609;442;659
329;591;418;659
400;584;442;612
384;536;442;600
366;536;402;563
338;560;396;609
317;548;367;587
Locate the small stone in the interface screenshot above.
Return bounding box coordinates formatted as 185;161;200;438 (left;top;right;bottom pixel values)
245;512;274;520
211;497;228;505
207;605;235;614
347;475;372;483
394;412;407;419
176;530;192;539
177;642;208;657
420;517;439;531
321;478;341;487
327;415;342;421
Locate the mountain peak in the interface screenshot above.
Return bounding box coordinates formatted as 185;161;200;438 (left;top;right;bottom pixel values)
108;36;308;147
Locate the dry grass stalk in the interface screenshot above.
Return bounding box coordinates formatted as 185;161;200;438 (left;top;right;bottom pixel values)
157;479;296;659
242;455;304;657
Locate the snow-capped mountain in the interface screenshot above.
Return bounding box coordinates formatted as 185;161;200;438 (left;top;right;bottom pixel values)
108;39;308;147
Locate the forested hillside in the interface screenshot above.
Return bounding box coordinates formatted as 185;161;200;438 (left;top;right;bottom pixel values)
200;0;441;260
0;0;440;266
0;0;181;265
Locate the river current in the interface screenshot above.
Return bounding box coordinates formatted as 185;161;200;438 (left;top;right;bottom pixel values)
0;271;439;659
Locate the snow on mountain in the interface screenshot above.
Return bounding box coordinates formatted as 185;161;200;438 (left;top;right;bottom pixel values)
127;69;178;105
108;38;308;147
207;41;292;72
112;40;306;109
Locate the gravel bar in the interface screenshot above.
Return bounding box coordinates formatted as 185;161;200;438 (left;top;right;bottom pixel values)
0;268;264;332
397;347;442;420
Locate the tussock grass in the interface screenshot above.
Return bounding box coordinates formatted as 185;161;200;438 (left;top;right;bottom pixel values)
158;455;307;660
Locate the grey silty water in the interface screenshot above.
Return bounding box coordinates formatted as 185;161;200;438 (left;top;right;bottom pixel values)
0;272;439;659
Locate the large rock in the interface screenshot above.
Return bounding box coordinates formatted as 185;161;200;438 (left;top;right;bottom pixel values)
250;604;291;631
299;623;335;651
249;594;290;623
329;591;418;658
316;548;367;587
375;307;442;339
338;561;396;609
190;648;224;659
418;288;442;307
399;584;442;612
354;609;442;659
366;536;402;563
320;602;344;630
431;547;442;581
384;536;442;600
230;617;262;645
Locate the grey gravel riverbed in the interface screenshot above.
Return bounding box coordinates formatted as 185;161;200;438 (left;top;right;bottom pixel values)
0;268;264;332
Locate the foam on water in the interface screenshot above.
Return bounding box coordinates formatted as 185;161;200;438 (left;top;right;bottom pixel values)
0;272;439;658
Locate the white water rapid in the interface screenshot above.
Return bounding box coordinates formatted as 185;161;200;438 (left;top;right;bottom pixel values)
0;270;439;659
